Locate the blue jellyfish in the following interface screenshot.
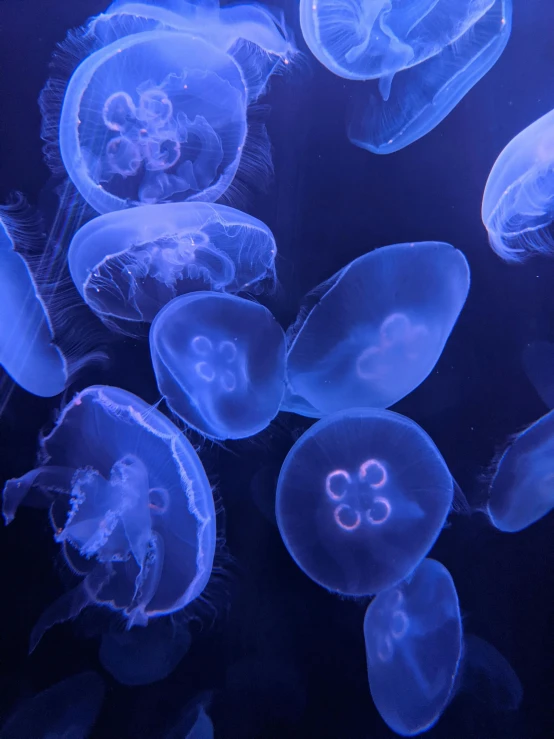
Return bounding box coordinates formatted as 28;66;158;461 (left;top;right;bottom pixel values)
283;242;470;418
41;0;296;213
487;408;554;532
0;672;104;739
99;617;192;686
275;408;453;595
2;385;216;652
522;340;554;409
68;203;277;329
150;292;286;439
347;1;512;154
364;559;462;737
166;693;214;739
483;108;554;261
0;199;66;397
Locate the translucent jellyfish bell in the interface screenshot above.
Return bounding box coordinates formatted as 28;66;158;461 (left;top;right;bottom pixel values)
522;340;554;409
483;108;554;261
283;242;470;418
0;200;66;397
150;292;286;439
487;408;554;532
2;385;216;652
68;203;277;329
364;559;462;737
0;672;104;739
275;409;453;595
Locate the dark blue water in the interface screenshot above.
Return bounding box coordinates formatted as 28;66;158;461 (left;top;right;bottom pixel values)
0;1;553;737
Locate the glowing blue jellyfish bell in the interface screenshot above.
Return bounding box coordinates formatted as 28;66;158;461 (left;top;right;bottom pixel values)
40;0;298;213
275;408;453;595
150;292;287;440
283;242;470;418
2;386;216;653
68;202;277;332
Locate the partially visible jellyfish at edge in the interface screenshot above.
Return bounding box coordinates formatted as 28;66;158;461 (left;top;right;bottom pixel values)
275;408;453;595
150;292;286;440
2;385;216;653
68;202;277;331
165;692;214;739
483;107;554;261
283;242;470;418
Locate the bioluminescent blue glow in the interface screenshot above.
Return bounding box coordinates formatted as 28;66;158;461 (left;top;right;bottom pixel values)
483;108;554;261
364;559;462;737
41;0;296;214
69;202;277;328
283;242;470;418
150;292;286;439
0;672;104;739
487;408;554;532
99;617;191;686
2;385;216;652
275;409;453;596
522;340;554;409
0;202;66;397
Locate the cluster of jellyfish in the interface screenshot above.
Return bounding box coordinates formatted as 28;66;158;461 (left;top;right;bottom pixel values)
1;0;554;736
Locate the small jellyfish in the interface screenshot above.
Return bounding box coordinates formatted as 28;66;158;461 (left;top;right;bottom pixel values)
0;198;66;397
2;385;216;652
150;292;286;439
275;408;453;595
364;559;462;737
41;1;297;213
0;672;104;739
99;617;192;686
166;693;214;739
68;203;277;330
487;408;554;532
283;242;470;417
483;107;554;261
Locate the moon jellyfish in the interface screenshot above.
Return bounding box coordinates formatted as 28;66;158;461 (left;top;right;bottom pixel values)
2;385;216;652
487;408;554;532
0;199;66;397
522;340;554;409
275;408;453;595
68;203;277;330
283;242;470;418
0;672;104;739
41;0;296;213
483;108;554;261
99;617;192;686
166;693;214;739
364;559;462;737
150;292;286;439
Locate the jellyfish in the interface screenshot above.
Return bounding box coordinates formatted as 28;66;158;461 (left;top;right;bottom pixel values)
68;203;277;330
99;617;192;686
0;672;104;739
283;242;470;418
364;558;462;737
275;408;453;595
483;107;554;261
150;292;286;440
487;408;554;532
522;340;554;409
40;0;297;213
347;0;512;154
2;385;216;652
166;693;214;739
0;199;66;397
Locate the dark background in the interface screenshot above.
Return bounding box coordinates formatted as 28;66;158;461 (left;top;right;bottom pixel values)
1;0;554;736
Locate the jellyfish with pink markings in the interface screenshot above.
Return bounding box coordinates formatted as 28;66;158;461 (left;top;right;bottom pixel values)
275;408;453;596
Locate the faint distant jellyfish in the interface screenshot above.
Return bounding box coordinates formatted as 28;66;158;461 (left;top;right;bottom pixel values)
150;292;286;439
275;408;453;595
0;199;66;397
0;672;104;739
487;408;554;532
283;241;470;418
68;203;277;329
483;107;554;261
348;0;512;154
99;617;192;686
2;385;216;652
364;559;462;736
166;693;214;739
